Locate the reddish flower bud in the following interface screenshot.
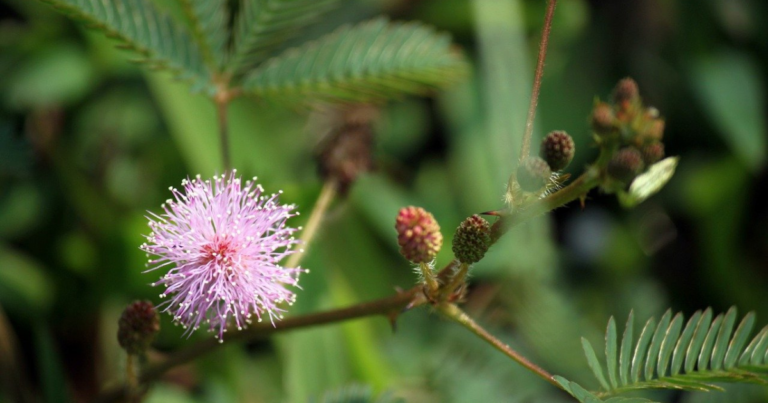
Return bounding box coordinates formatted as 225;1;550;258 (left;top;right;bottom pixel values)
612;78;639;106
452;215;491;264
541;131;575;171
641;142;665;165
117;300;160;355
591;102;615;135
607;148;645;183
516;156;552;192
645;119;665;141
395;207;442;264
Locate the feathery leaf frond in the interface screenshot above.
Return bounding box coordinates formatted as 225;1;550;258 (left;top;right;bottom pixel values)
577;307;768;399
230;0;341;75
241;17;469;105
179;0;230;70
38;0;209;87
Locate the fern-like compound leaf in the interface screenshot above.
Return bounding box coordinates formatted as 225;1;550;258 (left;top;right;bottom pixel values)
179;0;230;70
241;17;469;105
38;0;209;88
230;0;342;75
577;307;768;399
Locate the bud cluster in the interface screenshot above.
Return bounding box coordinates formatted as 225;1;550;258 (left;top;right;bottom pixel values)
590;78;667;186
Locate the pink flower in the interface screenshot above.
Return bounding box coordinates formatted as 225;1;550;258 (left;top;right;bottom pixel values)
140;171;304;342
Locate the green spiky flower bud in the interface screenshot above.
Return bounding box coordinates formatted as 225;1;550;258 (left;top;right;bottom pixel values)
541;131;575;171
516;156;552;192
452;215;491;264
607;148;645;183
118;300;160;355
395;206;442;264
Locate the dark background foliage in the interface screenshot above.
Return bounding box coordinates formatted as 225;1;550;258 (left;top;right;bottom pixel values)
0;0;767;402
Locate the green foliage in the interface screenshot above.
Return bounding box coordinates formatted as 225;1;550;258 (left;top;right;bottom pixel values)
571;308;768;400
38;0;209;87
179;0;230;70
309;384;403;403
242;17;469;104
230;0;342;75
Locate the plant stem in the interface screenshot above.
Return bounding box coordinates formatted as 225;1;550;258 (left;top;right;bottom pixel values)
438;303;562;389
284;180;338;269
492;168;601;243
215;93;231;171
519;0;558;162
125;354;138;402
94;287;426;403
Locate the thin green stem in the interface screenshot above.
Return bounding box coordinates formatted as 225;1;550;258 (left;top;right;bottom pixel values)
438;303;562;389
94;287;427;403
419;262;439;294
440;262;468;301
284;179;338;269
215;94;231;171
519;0;558;162
125;354;138;402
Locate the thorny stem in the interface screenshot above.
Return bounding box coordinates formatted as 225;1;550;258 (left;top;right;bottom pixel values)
519;0;558;162
438;303;561;389
95;286;427;403
284;179;338;269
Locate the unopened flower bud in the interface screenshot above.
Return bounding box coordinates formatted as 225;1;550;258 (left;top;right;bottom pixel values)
541;131;575;171
118;300;160;355
591;102;615;135
641;142;665;165
316;108;376;194
607;148;645;183
612;78;639;106
452;215;491;264
395;206;442;264
516;156;552;192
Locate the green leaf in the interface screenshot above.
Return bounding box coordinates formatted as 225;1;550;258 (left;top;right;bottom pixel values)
645;310;672;381
38;0;209;87
180;0;229;69
631;317;656;383
618;157;679;208
582;337;610;391
242;17;469;104
686;308;713;373
231;0;341;74
726;313;756;369
671;310;702;376
691;52;767;171
606;317;619;389
309;384;403;403
619;311;635;386
578;308;768;399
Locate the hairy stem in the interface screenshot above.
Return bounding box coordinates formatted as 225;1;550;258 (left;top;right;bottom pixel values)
284;180;338;269
438;303;562;389
94;287;426;403
519;0;558;162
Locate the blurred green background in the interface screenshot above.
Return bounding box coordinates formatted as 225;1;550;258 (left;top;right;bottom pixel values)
1;0;768;402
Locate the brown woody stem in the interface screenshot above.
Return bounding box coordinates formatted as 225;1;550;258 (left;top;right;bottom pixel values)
438;303;561;389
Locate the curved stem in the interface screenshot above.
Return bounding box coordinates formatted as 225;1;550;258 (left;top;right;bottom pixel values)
94;286;426;403
284;179;338;269
519;0;558;162
438;303;562;389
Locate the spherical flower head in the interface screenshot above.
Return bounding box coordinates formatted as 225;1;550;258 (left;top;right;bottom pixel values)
607;148;645;184
452;215;491;264
395;206;442;264
516;156;552;192
641;142;665;165
140;171;303;341
591;102;615;135
612;77;639;106
541;131;575;171
117;300;160;355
